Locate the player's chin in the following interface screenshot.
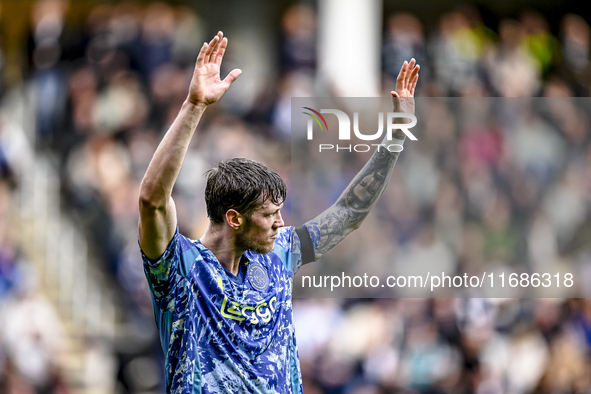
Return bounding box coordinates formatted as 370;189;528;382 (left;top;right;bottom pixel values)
251;241;275;255
253;247;274;255
264;241;275;254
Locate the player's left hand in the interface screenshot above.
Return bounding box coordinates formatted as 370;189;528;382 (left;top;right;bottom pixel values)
391;58;419;115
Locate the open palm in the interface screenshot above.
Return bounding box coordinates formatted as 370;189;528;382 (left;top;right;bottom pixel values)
187;32;242;107
391;58;420;115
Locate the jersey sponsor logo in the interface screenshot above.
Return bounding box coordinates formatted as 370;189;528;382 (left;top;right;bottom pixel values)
220;295;277;325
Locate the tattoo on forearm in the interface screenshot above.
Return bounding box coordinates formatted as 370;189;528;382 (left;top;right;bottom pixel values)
310;148;402;257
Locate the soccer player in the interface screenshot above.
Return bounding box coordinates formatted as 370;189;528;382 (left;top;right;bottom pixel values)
139;31;419;393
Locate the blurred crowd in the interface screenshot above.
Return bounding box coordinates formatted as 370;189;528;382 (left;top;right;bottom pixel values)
291;96;591;298
1;0;591;393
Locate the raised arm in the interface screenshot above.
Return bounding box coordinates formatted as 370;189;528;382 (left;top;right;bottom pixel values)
139;32;241;260
305;59;419;260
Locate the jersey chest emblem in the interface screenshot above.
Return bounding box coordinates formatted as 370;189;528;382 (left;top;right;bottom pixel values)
247;263;270;292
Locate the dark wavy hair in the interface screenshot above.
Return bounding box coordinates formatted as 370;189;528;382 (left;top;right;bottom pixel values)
204;158;287;225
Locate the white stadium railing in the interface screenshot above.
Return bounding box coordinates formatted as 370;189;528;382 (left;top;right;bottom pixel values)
2;86;119;392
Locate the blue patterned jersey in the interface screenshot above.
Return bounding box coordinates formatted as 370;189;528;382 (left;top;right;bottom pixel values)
141;225;317;394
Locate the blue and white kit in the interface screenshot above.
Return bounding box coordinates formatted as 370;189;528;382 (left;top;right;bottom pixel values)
141;224;319;394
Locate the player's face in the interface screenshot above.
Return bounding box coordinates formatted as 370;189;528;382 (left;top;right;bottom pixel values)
237;200;285;254
346;170;386;209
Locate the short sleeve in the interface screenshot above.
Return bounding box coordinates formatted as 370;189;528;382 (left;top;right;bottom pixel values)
140;229;183;309
303;221;320;256
272;225;318;277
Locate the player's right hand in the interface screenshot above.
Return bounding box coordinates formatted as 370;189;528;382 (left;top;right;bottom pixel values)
187;31;242;108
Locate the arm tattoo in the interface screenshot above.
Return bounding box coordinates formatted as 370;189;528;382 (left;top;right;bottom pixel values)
308;147;402;258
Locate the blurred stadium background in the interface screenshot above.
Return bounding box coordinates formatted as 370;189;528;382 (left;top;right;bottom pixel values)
1;0;591;393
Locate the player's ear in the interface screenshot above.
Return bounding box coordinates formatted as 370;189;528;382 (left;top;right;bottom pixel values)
225;209;244;230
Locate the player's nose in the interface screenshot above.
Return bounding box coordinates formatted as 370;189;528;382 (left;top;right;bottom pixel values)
275;211;285;228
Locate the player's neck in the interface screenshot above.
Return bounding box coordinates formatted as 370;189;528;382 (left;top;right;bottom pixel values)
201;224;244;275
